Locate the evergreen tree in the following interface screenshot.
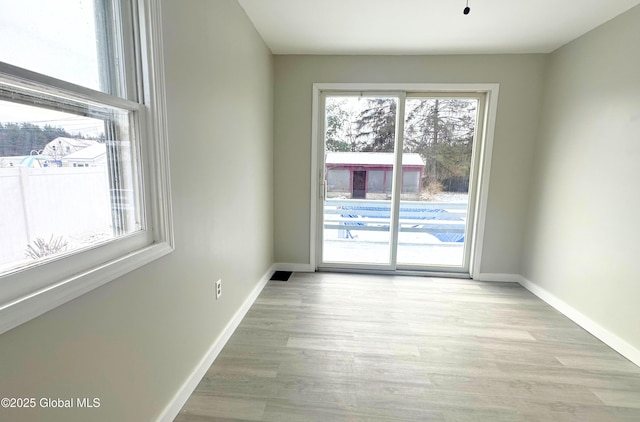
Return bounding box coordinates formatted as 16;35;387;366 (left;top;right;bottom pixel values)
355;98;396;152
404;99;477;191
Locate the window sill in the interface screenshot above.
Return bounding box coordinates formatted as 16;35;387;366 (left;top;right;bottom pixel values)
0;241;173;335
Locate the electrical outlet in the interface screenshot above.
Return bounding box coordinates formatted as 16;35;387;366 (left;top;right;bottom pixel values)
216;279;222;299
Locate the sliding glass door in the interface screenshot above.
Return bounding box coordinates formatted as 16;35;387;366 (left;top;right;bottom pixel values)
319;91;484;273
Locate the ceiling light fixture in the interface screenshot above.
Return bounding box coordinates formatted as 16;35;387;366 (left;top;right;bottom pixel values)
463;0;471;15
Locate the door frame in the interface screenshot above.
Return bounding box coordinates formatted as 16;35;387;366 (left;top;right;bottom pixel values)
310;83;500;278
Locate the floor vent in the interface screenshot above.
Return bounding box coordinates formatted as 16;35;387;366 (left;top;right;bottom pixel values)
270;271;292;281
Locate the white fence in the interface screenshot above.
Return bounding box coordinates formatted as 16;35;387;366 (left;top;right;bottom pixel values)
0;167;112;268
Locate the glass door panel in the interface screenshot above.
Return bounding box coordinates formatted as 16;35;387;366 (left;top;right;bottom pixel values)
322;95;397;265
397;97;479;268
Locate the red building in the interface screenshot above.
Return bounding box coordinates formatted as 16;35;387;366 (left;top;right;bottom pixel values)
325;152;424;199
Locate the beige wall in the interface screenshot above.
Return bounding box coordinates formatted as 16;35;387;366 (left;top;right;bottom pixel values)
273;55;546;274
0;1;274;421
522;6;640;351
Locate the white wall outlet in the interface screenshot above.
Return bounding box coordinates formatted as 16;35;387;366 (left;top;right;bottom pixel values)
216;279;222;299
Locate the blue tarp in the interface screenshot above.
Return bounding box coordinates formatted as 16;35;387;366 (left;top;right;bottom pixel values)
338;205;464;242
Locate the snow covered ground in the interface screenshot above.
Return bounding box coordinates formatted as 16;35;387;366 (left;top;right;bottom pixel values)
433;192;468;203
322;229;464;266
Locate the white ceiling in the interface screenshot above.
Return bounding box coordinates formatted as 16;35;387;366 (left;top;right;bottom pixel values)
237;0;640;55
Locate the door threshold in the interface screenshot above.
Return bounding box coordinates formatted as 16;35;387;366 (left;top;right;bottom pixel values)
316;266;471;279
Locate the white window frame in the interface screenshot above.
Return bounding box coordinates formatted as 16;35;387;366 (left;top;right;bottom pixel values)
0;0;173;335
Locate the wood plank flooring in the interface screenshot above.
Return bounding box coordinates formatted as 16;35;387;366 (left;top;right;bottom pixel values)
174;272;640;421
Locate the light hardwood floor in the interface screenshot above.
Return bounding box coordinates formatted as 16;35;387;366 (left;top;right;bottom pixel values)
174;272;640;421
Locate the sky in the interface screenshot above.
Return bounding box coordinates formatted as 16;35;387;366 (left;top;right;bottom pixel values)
0;0;104;137
0;0;100;89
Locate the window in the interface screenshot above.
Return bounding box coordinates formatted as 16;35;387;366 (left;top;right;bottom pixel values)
0;0;172;334
327;169;350;192
367;170;385;193
402;171;420;193
385;170;393;193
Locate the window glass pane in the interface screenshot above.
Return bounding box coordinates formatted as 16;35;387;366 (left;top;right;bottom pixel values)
0;0;120;94
367;170;384;193
0;92;142;275
327;169;350;192
402;171;420;193
385;170;393;193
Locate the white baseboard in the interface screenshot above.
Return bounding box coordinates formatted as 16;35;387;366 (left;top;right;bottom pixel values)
519;276;640;368
156;263;275;422
274;262;315;272
474;272;521;283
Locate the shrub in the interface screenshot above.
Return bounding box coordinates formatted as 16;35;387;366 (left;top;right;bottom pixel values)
25;235;68;260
